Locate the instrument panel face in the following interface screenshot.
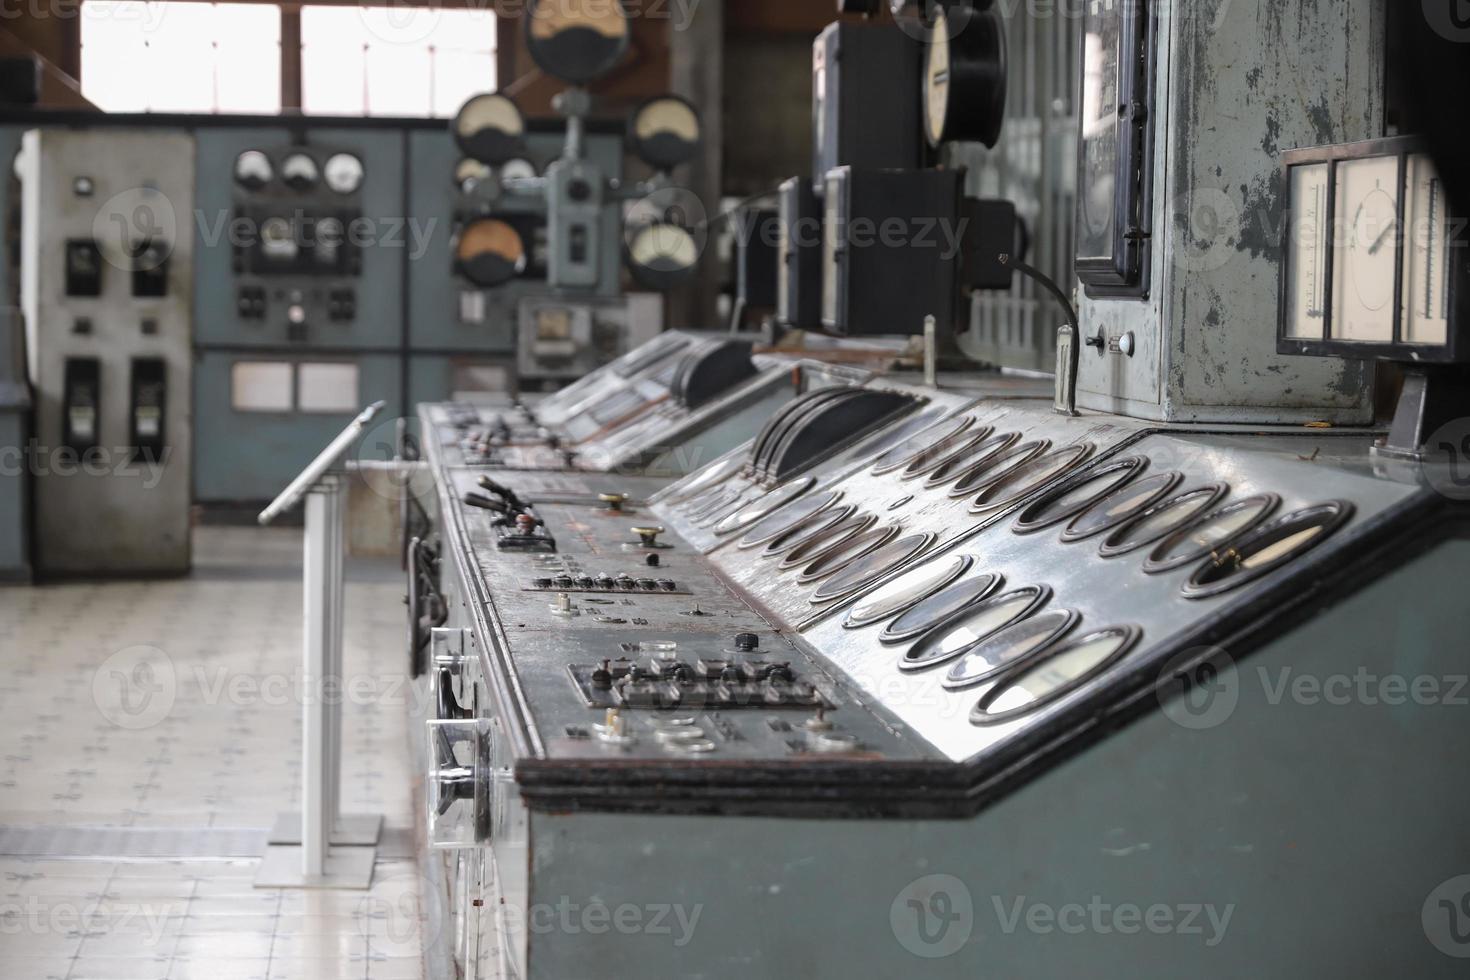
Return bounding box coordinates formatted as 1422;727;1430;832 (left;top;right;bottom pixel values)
440;468;921;763
798;430;1415;763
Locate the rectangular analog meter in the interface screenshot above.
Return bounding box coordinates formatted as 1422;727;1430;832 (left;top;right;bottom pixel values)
1075;0;1156;298
1279;136;1468;363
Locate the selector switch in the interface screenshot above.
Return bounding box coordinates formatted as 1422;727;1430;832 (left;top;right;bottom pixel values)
632;525;666;548
734;632;760;652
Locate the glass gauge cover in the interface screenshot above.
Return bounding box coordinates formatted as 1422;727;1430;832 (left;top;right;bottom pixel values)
525;0;630;85
629;95;702;170
1061;470;1183;542
1181;501;1353;600
899;585;1051;672
776;513;875;570
1143;493;1280;574
1012;455;1147;534
762;504;857;558
796;524;900;584
973;626;1142;724
969;443;1092;512
234;150;273;190
740;490;842;549
844;554;973;629
454;218;526;288
949;438;1045;498
1098;483;1229;558
323;153;364;195
880;572;1003;645
870;415;974;475
715;477;816;536
280;153;320;191
942;608;1080;691
810;532;934;602
453;93;526;165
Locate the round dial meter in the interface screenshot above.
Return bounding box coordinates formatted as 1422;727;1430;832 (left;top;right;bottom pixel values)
629;95;702;170
234;150;273;190
455;218;526;288
280;153;320;191
453;93;526;166
923;4;1007;148
324;153;364;195
525;0;630;85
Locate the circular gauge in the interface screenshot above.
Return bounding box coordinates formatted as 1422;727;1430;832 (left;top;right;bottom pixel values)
776;513;875;570
880;572;1004;645
870;415;975;475
323;153;364;195
714;477;815;536
900;425;992;481
260;216;298;262
854;407;947;466
762;504;858;558
454;158;492;192
666;457;746;505
797;524;901;584
233;150;273;190
811;532;936;604
1012;455;1148;534
1062;471;1183;542
281;152;320;191
970;443;1093;512
948;438;1046;497
924;431;1020;489
923;3;1007;148
1143;493;1281;574
499;157;538;183
845;554;974;630
454;218;526;288
1181;501;1354;600
942;608;1080;691
453;92;526;165
973;626;1142;725
899;585;1051;673
1350;187;1398;311
625;221;701;291
739;490;842;549
1098;484;1229;559
525;0;630;85
629;95;702;170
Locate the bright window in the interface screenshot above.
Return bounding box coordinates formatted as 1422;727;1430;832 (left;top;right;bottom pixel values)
301;5;496;117
81;2;282;113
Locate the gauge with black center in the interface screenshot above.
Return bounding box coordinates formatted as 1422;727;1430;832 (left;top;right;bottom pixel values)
948;437;1046;498
972;625;1142;725
1061;470;1183;543
280;152;320;191
498;158;539;184
810;531;936;604
880;572;1004;645
629;95;702;171
870;415;976;475
1181;501;1354;600
969;443;1093;513
625;221;701;291
234;150;273;190
923;1;1007;148
713;476;816;536
1097;483;1229;559
453;92;526;166
454;218;526;288
1143;493;1281;574
738;489;842;549
776;512;876;569
323;153;364;195
924;430;1020;489
525;0;630;85
797;523;901;584
761;504;858;558
454;158;492;193
844;553;974;630
899;424;991;481
1012;455;1148;534
899;585;1051;672
942;608;1080;691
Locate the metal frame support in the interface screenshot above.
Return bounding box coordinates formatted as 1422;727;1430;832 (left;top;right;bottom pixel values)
256;472;379;890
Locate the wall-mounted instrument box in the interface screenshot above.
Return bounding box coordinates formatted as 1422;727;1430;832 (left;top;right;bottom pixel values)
821;166;962;336
1074;0;1385;423
19;128;195;576
812;22;923;186
777;177;824;329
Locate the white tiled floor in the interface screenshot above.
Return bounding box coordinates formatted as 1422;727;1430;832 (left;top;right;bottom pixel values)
0;527;426;980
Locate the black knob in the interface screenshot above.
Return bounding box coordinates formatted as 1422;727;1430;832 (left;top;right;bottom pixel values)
637;578;658;590
533;577;553;588
734;633;760;652
657;579;677;592
591;660;612;689
554;575;573;588
645;553;661;567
